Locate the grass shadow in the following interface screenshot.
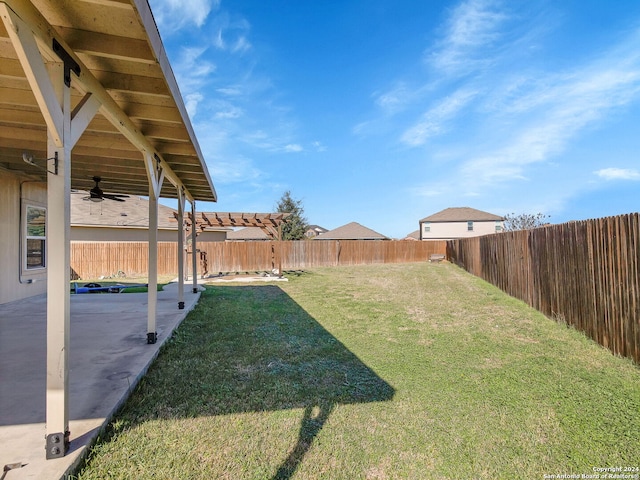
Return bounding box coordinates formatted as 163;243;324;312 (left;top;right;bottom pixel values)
101;285;394;479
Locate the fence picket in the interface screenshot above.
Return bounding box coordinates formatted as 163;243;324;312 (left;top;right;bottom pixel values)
71;240;447;278
447;213;640;364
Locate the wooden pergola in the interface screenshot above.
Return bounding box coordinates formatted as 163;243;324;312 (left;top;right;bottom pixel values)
179;212;291;240
175;212;291;277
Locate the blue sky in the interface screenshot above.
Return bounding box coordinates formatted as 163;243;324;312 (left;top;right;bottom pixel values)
150;0;640;238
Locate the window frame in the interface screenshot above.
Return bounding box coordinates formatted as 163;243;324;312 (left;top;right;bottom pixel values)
22;202;47;273
467;221;474;232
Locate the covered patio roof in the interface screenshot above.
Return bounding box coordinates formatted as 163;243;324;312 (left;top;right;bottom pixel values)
0;0;217;461
0;0;216;202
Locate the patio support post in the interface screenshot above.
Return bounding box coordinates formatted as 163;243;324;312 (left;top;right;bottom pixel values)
0;3;101;459
278;223;283;277
144;153;165;344
45;63;72;461
191;201;198;293
177;186;186;309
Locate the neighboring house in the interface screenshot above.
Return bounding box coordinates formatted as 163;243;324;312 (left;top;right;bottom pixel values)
226;227;271;241
404;230;420;241
419;207;504;240
305;225;328;238
70;191;227;242
316;222;390;240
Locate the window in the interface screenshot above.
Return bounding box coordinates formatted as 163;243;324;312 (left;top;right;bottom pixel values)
423;222;431;233
495;221;503;232
467;221;474;231
24;205;46;269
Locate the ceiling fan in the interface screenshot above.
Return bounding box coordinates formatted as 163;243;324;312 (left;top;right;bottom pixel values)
84;176;129;202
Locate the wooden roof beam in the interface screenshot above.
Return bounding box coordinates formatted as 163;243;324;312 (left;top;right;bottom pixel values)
55;26;156;64
0;0;212;203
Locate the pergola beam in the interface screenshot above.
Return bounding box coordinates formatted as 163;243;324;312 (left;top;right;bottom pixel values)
176;212;291;239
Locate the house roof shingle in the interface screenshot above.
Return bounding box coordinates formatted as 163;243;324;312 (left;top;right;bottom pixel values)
420;207;503;223
226;227;270;241
70;190;181;229
306;225;328;234
404;230;420;240
316;222;389;240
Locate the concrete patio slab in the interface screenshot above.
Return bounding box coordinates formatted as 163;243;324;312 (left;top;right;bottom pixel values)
0;282;203;480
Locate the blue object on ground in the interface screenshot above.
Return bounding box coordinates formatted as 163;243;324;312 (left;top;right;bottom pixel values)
72;283;148;294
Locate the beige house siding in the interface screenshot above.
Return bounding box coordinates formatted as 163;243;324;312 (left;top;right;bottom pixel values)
421;220;501;240
0;172;48;304
71;226;226;242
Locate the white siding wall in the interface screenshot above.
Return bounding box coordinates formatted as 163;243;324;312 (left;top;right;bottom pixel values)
0;172;48;304
421;220;502;240
71;227;226;242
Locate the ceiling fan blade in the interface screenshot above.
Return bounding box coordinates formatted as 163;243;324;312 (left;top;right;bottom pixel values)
103;194;126;202
87;177;131;201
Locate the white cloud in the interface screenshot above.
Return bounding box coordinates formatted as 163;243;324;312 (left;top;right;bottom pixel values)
211;100;243;119
427;0;508;74
150;0;217;32
408;23;640;214
172;47;216;94
410;186;446;198
217;86;243;96
232;36;252;54
185;93;204;117
312;141;327;152
283;144;303;153
401;88;478;146
454;25;640;186
595;168;640;181
210;156;262;185
215;108;243;119
240;131;303;153
213;29;225;50
210;14;252;54
241;130;270;149
375;82;417;113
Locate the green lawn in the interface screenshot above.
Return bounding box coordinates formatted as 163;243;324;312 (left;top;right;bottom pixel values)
73;262;640;479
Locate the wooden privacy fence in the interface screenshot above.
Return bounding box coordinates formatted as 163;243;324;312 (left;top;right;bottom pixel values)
70;242;178;279
447;213;640;364
70;240;447;279
200;239;447;271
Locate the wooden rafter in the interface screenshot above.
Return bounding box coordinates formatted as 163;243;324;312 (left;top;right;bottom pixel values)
177;211;291;239
0;0;216;202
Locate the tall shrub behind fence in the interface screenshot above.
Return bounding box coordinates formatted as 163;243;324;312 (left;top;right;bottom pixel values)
447;213;640;364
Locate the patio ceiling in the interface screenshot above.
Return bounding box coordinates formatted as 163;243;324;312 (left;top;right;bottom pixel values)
0;0;216;202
